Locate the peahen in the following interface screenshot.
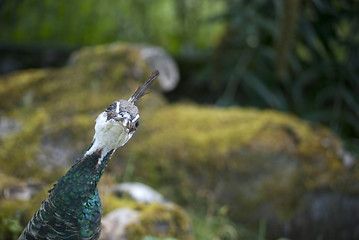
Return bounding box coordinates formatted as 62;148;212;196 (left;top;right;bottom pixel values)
18;71;159;240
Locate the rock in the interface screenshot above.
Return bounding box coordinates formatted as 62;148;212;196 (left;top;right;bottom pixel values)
112;182;166;204
0;173;43;201
100;187;193;240
68;43;179;92
100;208;140;240
123;203;193;240
100;183;193;240
139;45;179;91
2;184;42;201
100;202;193;240
0;116;21;137
287;192;359;240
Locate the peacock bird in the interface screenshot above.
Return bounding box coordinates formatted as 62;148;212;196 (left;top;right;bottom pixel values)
18;71;159;240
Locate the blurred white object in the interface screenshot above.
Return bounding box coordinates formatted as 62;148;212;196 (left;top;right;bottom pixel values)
113;182;166;204
140;45;179;91
100;208;139;240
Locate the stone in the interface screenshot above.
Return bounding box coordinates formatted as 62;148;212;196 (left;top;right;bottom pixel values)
2;184;42;201
139;45;179;91
100;202;193;240
112;182;166;204
100;208;140;240
100;182;193;240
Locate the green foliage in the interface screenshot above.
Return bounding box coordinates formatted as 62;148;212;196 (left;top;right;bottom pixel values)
0;0;224;53
190;211;257;240
177;0;359;151
0;217;22;240
190;212;293;240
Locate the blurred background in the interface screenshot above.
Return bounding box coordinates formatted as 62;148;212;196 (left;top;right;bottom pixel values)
0;0;359;240
1;0;358;149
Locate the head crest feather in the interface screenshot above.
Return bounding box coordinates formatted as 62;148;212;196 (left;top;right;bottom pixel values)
128;70;159;105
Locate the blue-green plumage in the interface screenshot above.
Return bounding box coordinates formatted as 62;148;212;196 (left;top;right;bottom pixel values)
19;149;113;240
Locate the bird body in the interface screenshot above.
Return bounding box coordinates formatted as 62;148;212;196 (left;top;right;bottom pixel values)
20;149;107;239
18;71;159;240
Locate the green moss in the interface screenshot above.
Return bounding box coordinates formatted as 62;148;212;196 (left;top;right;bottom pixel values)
101;194;145;215
119;104;358;225
125;203;193;240
0;173;20;190
0;70;49;110
100;192;193;240
0;108;50;179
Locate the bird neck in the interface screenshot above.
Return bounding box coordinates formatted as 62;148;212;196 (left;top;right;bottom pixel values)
67;141;116;188
51;113;131;203
52;141;116;204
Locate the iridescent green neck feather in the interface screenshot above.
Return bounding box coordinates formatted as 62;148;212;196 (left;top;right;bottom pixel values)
19;146;115;239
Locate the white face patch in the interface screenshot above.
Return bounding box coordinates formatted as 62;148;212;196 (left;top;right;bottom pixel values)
122;118;128;128
116;102;120;114
132;114;140;122
85;111;135;165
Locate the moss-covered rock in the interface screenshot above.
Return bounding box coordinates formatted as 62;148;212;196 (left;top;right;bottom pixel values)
124;203;193;240
121;104;359;240
100;194;193;240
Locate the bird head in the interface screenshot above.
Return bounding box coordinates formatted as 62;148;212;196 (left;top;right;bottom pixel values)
93;71;159;150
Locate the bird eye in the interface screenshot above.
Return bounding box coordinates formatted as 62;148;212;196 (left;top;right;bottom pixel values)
135;120;140;128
